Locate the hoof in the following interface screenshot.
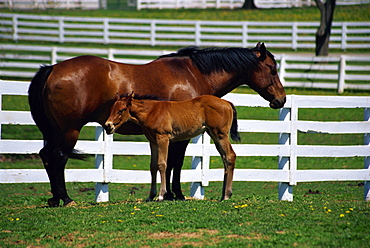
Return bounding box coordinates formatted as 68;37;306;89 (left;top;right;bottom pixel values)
47;198;60;207
175;193;186;201
64;200;77;207
164;192;175;201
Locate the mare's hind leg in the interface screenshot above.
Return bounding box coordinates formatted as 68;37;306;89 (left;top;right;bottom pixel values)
165;140;189;201
40;128;80;207
208;131;236;201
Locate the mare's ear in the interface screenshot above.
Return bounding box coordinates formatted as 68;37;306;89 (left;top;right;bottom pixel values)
115;93;120;101
256;42;262;48
258;43;267;61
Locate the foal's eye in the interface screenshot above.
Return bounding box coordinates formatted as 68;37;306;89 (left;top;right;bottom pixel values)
118;110;123;115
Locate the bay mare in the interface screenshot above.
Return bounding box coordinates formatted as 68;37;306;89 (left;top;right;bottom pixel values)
105;93;241;201
28;42;286;207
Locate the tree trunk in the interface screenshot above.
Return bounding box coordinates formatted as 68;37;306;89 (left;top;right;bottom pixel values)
315;0;336;56
241;0;257;9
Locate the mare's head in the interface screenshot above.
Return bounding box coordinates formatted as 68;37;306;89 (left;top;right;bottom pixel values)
166;43;286;109
249;42;286;109
105;92;134;134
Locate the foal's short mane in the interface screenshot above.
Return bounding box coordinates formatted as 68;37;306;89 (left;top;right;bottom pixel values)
120;93;164;101
159;46;276;75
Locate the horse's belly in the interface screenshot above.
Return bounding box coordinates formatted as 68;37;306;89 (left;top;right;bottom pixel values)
171;126;206;142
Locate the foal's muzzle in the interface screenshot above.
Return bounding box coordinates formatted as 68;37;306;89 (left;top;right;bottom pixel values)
269;96;286;109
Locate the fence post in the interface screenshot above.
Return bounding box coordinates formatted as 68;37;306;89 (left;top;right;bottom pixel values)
58;17;65;43
338;55;346;94
242;22;248;48
341;23;347;51
195;21;201;46
190;135;204;199
51;46;57;65
12;15;18;41
278;107;293;201
279;54;286;86
95;126;109;203
292;23;298;50
364;108;370;201
103;18;109;44
150;20;156;46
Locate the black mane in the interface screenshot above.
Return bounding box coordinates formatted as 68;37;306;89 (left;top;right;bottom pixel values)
159;46;275;75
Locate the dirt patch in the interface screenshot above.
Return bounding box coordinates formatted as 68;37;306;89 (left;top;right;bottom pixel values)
148;229;265;247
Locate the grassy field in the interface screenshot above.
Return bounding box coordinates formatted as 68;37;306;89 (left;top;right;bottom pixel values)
1;4;370;248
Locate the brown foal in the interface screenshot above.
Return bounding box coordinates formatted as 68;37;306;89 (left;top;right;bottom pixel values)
105;92;240;201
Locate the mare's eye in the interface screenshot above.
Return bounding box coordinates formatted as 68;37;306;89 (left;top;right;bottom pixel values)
268;65;277;75
118;110;123;115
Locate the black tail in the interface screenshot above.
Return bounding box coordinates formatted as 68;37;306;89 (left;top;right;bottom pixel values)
28;66;86;160
28;65;54;142
229;102;241;142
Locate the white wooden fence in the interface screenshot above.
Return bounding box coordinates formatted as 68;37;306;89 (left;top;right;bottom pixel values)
1;44;370;93
0;0;105;9
0;80;369;202
1;13;370;50
133;0;370;10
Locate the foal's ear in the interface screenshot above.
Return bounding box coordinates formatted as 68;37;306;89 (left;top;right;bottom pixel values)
115;93;120;101
127;91;134;105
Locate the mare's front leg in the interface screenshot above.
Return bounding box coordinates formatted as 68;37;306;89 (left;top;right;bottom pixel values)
165;140;189;200
210;132;236;201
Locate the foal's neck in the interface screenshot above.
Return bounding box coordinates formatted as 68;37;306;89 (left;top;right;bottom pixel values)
128;100;153;124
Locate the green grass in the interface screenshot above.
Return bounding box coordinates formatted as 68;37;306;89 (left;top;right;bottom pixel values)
1;4;370;247
2;4;370;22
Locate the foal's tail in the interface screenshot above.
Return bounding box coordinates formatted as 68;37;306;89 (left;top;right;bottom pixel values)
229;102;241;142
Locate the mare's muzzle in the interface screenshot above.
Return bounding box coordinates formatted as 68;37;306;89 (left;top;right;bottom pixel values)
269;96;286;109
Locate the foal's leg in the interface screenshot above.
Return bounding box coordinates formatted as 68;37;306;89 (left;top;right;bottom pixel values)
209;131;236;201
156;135;170;201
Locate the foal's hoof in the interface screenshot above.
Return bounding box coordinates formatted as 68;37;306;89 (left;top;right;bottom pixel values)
47;198;60;207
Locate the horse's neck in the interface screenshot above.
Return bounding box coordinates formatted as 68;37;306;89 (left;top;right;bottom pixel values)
207;71;244;97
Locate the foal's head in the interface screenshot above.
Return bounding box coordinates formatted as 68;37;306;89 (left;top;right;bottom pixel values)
249;42;286;109
105;92;133;134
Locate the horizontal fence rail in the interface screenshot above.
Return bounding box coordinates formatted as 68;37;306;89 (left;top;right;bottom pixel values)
133;0;370;10
0;80;369;202
1;13;370;50
1;44;369;93
0;0;104;9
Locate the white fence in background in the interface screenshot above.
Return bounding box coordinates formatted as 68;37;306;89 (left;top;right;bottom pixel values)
133;0;370;9
0;0;105;9
1;13;370;50
0;80;369;202
135;0;244;10
1;44;369;93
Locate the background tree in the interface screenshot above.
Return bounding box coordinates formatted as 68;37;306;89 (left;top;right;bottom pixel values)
315;0;336;56
241;0;257;9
